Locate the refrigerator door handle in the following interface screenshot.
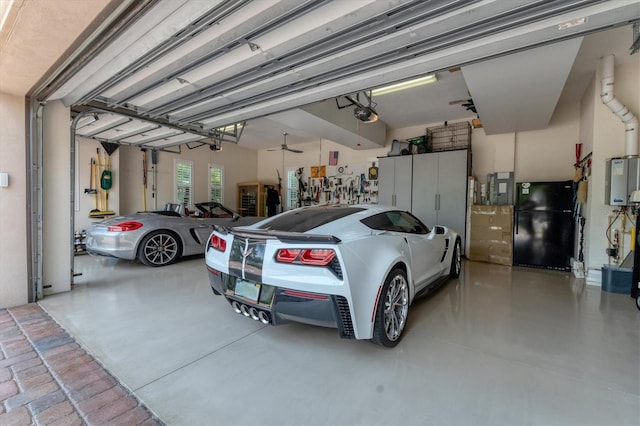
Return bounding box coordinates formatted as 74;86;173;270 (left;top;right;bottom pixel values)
515;211;519;234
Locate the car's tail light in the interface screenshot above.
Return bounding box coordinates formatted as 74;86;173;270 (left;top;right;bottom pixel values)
275;248;336;266
276;249;301;263
209;234;227;252
107;221;143;232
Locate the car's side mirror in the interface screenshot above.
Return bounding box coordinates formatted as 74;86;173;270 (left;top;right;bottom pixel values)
434;226;445;235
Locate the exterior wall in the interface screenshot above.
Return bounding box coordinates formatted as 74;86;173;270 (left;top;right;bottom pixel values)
0;92;29;308
42;101;71;295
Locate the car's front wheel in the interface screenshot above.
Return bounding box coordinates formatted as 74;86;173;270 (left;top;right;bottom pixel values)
449;238;461;278
138;231;181;267
372;268;409;348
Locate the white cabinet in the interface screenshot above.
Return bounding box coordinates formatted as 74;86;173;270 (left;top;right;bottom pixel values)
378;155;412;211
412;150;469;250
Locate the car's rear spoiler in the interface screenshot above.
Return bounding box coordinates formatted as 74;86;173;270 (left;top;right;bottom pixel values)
214;225;341;244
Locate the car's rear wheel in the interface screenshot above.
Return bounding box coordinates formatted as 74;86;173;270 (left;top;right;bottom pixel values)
138;231;181;267
372;268;409;348
449;238;461;278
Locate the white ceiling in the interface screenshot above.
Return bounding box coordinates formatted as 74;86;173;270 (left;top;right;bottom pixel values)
1;0;639;151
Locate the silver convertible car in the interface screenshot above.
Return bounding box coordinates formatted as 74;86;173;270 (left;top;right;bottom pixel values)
86;202;261;266
205;204;461;347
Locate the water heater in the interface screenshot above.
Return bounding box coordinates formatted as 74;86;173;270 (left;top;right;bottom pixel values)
605;157;640;205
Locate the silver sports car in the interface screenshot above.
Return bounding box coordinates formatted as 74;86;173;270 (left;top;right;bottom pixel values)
205;204;461;347
86;202;261;266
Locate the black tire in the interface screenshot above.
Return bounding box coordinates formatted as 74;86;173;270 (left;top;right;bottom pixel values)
449;238;461;278
138;231;182;267
636;296;640;311
371;268;409;348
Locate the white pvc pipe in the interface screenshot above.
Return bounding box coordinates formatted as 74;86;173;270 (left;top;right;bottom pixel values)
601;54;639;157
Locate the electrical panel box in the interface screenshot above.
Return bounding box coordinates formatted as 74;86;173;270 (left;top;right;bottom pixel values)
487;171;514;205
605;157;640;205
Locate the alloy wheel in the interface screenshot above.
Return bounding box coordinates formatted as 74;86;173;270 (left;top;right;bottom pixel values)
384;274;409;341
143;233;178;266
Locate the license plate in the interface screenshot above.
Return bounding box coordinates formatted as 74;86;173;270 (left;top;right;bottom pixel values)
235;279;260;303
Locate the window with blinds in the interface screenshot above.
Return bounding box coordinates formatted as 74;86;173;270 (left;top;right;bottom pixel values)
209;164;224;203
175;159;193;208
286;168;298;210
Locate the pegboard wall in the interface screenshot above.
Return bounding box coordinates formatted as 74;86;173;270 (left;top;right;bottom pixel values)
293;161;379;207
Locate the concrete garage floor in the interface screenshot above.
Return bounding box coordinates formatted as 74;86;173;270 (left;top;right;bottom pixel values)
38;255;639;425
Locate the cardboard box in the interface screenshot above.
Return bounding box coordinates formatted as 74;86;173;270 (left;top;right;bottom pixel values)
469;205;513;266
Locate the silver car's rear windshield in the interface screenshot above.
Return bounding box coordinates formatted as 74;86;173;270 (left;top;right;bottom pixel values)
258;206;364;232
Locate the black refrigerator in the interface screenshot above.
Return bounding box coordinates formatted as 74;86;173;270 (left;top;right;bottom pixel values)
514;181;574;271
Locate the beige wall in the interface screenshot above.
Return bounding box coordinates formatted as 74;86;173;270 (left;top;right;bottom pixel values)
0;92;29;308
116;142;258;214
74;138;120;232
514;102;581;182
256;137;388;205
471;130;515;181
585;60;640;278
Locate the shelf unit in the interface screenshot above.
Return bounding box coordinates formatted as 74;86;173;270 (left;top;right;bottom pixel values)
237;182;267;217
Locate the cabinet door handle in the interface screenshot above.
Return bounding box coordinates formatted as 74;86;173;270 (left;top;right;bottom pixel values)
435;194;440;210
392;194;396;206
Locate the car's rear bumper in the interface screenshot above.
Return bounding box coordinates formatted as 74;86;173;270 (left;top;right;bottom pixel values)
85;234;137;260
207;266;355;338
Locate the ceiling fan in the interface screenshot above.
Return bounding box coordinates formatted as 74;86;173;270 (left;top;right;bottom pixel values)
268;132;304;153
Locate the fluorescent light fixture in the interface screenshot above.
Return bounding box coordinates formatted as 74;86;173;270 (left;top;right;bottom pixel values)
0;0;15;33
371;74;437;96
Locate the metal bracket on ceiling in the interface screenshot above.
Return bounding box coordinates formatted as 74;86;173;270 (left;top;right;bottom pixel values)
208;121;246;145
335;90;376;110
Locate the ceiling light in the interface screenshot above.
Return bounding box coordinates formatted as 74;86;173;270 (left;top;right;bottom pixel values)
371;74;437;96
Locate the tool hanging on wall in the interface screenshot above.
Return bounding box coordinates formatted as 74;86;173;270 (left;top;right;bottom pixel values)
89;149;105;218
101;150;115;216
151;150;158;210
142;149;148;211
87;158;100;216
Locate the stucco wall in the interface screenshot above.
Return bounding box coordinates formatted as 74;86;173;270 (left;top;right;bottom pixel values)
0;92;29;308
